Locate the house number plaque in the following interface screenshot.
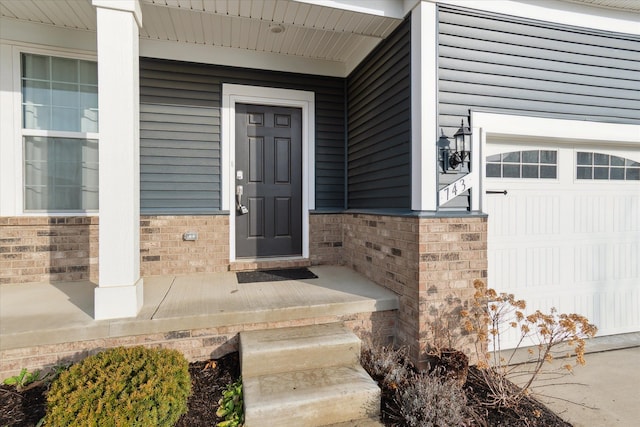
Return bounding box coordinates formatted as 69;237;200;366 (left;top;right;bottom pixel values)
439;173;473;206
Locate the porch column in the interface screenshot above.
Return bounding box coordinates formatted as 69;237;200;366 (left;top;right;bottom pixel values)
92;0;143;320
410;1;438;211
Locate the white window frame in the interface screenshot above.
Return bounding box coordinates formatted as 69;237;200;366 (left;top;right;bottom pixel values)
10;44;99;216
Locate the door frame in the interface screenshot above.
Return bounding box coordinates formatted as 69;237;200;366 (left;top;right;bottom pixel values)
222;84;315;262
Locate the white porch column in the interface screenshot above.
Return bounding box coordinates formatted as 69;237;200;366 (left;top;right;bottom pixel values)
410;1;438;211
92;0;143;320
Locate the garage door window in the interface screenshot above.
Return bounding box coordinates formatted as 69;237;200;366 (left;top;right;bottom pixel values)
486;150;557;179
576;152;640;181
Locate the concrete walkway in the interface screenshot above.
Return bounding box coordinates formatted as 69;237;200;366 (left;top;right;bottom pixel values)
521;339;640;427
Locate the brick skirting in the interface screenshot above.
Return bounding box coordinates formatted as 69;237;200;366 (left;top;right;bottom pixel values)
0;310;396;380
1;212;486;369
1;214;345;284
0;217;99;284
140;215;229;276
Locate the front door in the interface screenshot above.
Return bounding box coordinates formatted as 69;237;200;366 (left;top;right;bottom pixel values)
235;104;302;258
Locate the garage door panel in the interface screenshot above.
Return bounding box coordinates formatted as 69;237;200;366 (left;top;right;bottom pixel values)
574;244;608;282
493;284;638;350
525;246;561;287
487;142;640;349
524;194;561;235
573;193;636;234
612;241;639;280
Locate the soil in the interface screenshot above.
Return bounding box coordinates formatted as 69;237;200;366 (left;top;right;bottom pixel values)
0;352;239;427
0;352;571;427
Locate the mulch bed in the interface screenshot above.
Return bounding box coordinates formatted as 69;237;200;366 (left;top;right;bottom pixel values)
0;351;570;427
462;366;572;427
0;352;239;427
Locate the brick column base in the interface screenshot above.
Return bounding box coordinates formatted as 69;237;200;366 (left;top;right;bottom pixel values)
343;213;487;367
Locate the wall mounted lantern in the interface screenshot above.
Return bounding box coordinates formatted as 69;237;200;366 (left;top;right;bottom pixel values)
442;119;471;172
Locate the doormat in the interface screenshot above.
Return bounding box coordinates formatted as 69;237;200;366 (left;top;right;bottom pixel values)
236;268;318;284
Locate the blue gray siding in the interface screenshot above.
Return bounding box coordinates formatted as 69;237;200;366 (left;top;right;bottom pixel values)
347;18;412;209
438;5;640;138
139;58;345;214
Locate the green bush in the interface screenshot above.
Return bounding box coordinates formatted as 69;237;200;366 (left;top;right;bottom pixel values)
45;346;191;427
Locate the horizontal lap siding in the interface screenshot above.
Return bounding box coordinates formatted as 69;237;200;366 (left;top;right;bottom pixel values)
347;18;411;209
140;59;345;214
437;6;640;137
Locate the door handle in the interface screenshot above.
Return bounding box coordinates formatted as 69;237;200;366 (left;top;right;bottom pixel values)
236;185;248;215
486;190;508;195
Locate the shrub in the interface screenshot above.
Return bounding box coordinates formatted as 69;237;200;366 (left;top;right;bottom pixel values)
360;343;412;391
463;279;598;407
216;377;244;427
45;346;191;427
394;371;473;427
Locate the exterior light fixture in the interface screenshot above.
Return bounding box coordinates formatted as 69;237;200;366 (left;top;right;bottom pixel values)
269;24;285;34
442;119;471;171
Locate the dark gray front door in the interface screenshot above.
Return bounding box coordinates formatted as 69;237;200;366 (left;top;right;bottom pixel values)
235;104;302;258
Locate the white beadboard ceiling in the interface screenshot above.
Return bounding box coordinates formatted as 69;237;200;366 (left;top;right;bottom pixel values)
0;0;96;30
139;0;403;62
0;0;403;65
565;0;640;12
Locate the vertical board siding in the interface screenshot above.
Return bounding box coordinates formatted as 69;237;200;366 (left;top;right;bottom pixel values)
140;58;345;213
347;18;411;209
437;6;640;138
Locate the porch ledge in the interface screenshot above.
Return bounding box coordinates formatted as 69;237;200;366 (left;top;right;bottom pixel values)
0;266;399;351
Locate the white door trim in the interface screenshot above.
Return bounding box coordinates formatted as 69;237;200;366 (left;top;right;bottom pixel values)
222;84;315;262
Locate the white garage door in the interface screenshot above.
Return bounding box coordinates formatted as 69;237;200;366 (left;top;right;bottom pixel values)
485;141;640;349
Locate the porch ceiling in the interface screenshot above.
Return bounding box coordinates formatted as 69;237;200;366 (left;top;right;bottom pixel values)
0;0;404;69
565;0;640;12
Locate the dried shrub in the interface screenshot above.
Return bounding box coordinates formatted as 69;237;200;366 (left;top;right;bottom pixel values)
394;371;473;427
424;294;469;356
46;346;191;427
360;343;412;391
463;279;598;407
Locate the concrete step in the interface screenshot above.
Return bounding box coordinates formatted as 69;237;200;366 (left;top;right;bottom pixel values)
240;323;361;378
243;365;381;427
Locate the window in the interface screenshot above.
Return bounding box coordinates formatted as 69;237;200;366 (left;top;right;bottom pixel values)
21;53;98;212
486;150;557;179
576;152;640;181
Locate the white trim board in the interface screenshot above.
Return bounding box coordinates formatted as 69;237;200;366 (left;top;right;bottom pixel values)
410;1;438;211
222;84;315;262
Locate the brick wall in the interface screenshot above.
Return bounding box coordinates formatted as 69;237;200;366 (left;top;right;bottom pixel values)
140;215;229;276
309;213;344;265
2;213;349;284
417;217;488;366
0;310;396;379
343;214;421;359
342;213;487;367
0;217;99;284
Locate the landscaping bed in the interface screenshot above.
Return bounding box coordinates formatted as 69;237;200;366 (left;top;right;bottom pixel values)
0;350;570;427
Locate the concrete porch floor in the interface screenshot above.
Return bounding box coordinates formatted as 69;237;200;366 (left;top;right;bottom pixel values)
0;266;399;352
